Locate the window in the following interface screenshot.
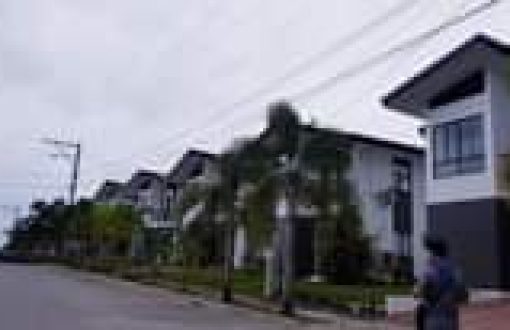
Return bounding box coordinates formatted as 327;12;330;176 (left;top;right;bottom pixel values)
433;114;485;178
392;159;412;236
393;158;411;193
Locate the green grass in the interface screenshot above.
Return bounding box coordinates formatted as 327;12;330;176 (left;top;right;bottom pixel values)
293;281;412;309
57;257;411;310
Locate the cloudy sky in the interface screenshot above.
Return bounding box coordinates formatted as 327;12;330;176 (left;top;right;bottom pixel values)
0;0;509;241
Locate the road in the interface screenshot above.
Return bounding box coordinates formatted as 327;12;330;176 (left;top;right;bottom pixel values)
0;264;390;330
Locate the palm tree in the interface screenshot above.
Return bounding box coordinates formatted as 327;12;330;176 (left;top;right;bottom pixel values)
301;129;370;283
173;145;242;301
175;100;369;308
240;101;369;307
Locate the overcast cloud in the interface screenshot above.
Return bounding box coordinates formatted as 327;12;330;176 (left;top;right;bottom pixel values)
1;0;509;243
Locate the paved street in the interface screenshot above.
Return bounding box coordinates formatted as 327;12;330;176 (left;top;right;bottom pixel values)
3;263;510;329
0;264;389;330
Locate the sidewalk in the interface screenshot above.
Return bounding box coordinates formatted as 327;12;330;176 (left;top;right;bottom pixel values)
389;301;510;330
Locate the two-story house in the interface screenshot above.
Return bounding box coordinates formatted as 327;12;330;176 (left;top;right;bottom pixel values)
384;34;510;288
166;149;219;249
232;125;426;280
94;170;175;258
167;149;219;224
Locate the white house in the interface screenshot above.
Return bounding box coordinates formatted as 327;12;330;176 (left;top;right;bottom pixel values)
233;125;427;280
384;34;510;288
94;171;175;257
347;135;426;280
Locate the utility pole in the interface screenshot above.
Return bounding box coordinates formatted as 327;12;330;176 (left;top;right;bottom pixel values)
42;138;81;205
222;165;238;303
278;130;307;316
281;163;295;316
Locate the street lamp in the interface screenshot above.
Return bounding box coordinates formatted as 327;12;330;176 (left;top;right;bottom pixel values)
41;138;81;205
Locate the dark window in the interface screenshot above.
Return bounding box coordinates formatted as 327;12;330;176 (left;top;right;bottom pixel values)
393;158;411;193
392;159;412;236
433;114;485;179
429;71;484;108
140;180;151;190
190;164;204;177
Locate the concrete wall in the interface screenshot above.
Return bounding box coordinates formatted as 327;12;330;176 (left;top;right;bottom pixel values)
350;143;426;277
428;199;500;287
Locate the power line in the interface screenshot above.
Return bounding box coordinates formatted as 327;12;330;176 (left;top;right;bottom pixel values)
85;0;419;171
100;0;496;171
289;0;503;101
84;0;501;185
229;0;419;98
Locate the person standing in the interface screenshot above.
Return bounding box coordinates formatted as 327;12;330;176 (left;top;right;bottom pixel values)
416;236;465;330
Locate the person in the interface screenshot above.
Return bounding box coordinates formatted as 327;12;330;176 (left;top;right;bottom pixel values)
416;236;464;330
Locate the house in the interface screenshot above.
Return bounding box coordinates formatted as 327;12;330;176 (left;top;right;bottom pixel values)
384;34;510;288
165;149;219;250
167;150;218;190
124;170;169;227
232;125;426;280
95;171;173;229
166;149;219;224
334;127;426;281
94;170;175;258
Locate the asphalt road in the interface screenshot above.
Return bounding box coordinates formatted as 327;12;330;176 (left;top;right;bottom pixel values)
0;264;395;330
3;264;508;330
0;264;295;330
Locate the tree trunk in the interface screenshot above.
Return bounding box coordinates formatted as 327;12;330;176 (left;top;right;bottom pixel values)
222;210;235;303
281;179;295;315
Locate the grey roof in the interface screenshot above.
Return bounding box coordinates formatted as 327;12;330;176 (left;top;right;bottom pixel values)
302;125;423;154
94;180;124;201
258;124;423;155
124;170;164;193
166;149;217;186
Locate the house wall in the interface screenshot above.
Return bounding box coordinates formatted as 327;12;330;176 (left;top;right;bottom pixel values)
488;64;510;195
411;154;427;277
137;181;175;229
423;67;510;288
234;226;247;269
425;90;495;205
350;144;393;252
350;143;426;277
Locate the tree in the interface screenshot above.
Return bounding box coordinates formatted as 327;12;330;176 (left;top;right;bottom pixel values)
174;100;370;308
240;102;371;286
87;204;142;257
301;129;370;283
5;200;142;260
174;143;243;302
176;180;223;268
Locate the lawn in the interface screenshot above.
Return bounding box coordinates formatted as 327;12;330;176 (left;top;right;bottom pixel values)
293;281;412;310
58;257;412;312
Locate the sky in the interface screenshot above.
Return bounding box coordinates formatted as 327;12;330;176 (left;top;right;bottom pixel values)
1;0;509;243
